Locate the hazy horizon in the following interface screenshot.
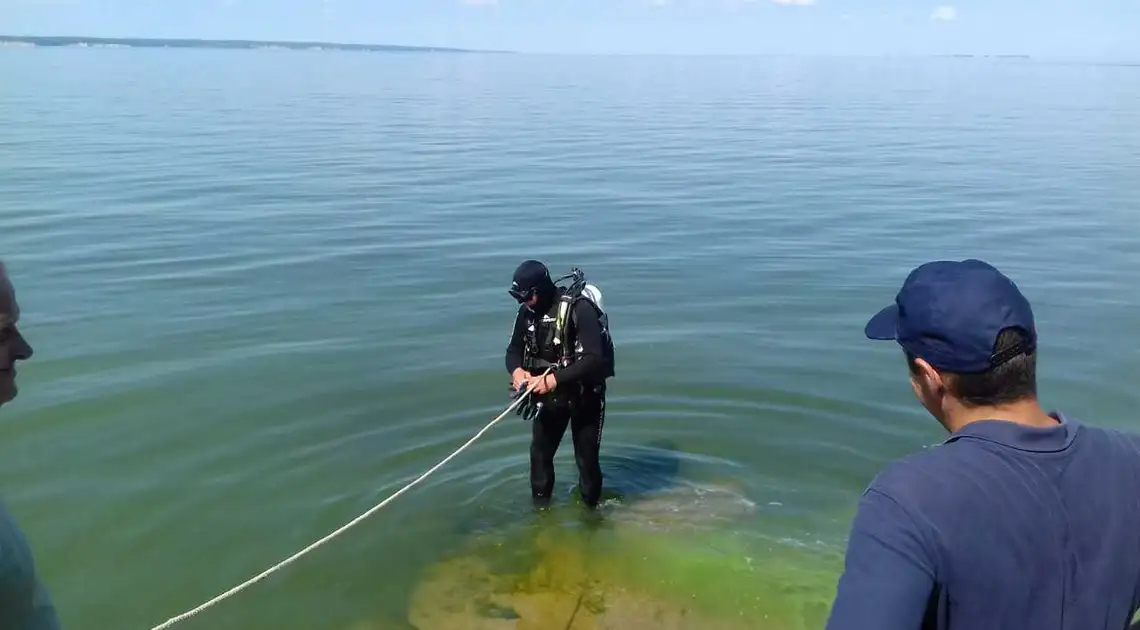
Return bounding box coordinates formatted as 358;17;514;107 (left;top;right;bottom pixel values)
5;34;1139;65
2;0;1135;60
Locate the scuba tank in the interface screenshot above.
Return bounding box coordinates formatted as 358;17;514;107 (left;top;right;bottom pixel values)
551;268;615;378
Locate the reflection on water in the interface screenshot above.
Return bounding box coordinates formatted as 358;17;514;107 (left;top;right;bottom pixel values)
598;439;684;498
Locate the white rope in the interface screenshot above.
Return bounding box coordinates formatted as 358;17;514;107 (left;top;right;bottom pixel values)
148;369;550;630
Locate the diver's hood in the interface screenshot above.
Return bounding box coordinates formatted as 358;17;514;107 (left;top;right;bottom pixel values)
530;280;557;314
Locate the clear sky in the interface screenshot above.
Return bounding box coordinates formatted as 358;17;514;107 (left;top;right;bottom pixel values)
1;0;1136;59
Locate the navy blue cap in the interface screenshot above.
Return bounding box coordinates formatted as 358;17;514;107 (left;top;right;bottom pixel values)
864;259;1037;373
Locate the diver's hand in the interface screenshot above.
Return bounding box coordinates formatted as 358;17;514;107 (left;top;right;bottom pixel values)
511;368;531;391
528;372;557;395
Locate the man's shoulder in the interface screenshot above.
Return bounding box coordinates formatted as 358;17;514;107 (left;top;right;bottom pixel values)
0;501;61;629
866;420;1140;508
1067;422;1140;473
860;438;1000;514
863;448;949;503
1075;422;1140;450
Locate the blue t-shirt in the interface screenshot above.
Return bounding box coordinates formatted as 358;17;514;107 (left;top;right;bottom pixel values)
0;501;60;629
826;413;1140;630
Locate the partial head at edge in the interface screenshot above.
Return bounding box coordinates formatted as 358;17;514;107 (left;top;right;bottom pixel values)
0;261;34;407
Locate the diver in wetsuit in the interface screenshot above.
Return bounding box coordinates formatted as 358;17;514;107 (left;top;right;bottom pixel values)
504;260;615;509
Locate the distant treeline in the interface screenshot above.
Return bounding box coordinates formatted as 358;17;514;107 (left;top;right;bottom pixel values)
933;53;1033;59
0;35;508;54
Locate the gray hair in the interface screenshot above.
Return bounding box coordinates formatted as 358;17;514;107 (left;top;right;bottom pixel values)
0;261;16;322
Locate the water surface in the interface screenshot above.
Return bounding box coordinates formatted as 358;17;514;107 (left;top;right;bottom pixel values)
1;48;1139;629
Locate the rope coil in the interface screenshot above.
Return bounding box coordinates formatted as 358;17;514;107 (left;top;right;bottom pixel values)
148;369;550;630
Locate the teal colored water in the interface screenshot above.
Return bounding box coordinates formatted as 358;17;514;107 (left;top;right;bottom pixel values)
1;48;1139;629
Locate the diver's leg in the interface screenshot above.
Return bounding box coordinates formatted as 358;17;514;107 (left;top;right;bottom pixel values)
570;386;606;509
530;401;569;506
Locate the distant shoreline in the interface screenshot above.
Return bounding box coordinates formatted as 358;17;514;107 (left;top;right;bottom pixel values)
932;53;1032;59
0;35;510;54
11;37;1131;63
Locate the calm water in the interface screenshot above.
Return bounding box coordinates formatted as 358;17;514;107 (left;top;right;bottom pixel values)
1;48;1139;629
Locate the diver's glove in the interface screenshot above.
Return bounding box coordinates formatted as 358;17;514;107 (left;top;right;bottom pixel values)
510;384;543;422
521;398;543;422
510;383;529;415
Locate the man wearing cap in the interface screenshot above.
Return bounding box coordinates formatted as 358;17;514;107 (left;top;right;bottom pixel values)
504;260;613;509
0;262;63;629
826;259;1140;630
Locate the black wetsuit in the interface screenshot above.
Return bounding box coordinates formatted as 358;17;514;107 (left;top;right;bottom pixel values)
505;289;610;508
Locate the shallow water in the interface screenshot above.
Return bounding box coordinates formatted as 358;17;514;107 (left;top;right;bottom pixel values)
1;48;1139;629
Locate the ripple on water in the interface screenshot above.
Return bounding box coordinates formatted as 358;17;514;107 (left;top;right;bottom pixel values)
3;51;1140;630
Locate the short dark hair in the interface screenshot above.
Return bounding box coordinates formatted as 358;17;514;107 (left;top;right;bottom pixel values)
906;327;1037;407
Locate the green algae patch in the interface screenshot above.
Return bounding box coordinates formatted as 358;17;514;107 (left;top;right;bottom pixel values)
400;486;844;630
590;527;842;628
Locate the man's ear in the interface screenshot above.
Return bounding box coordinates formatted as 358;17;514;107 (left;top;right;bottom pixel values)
911;357;946;395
